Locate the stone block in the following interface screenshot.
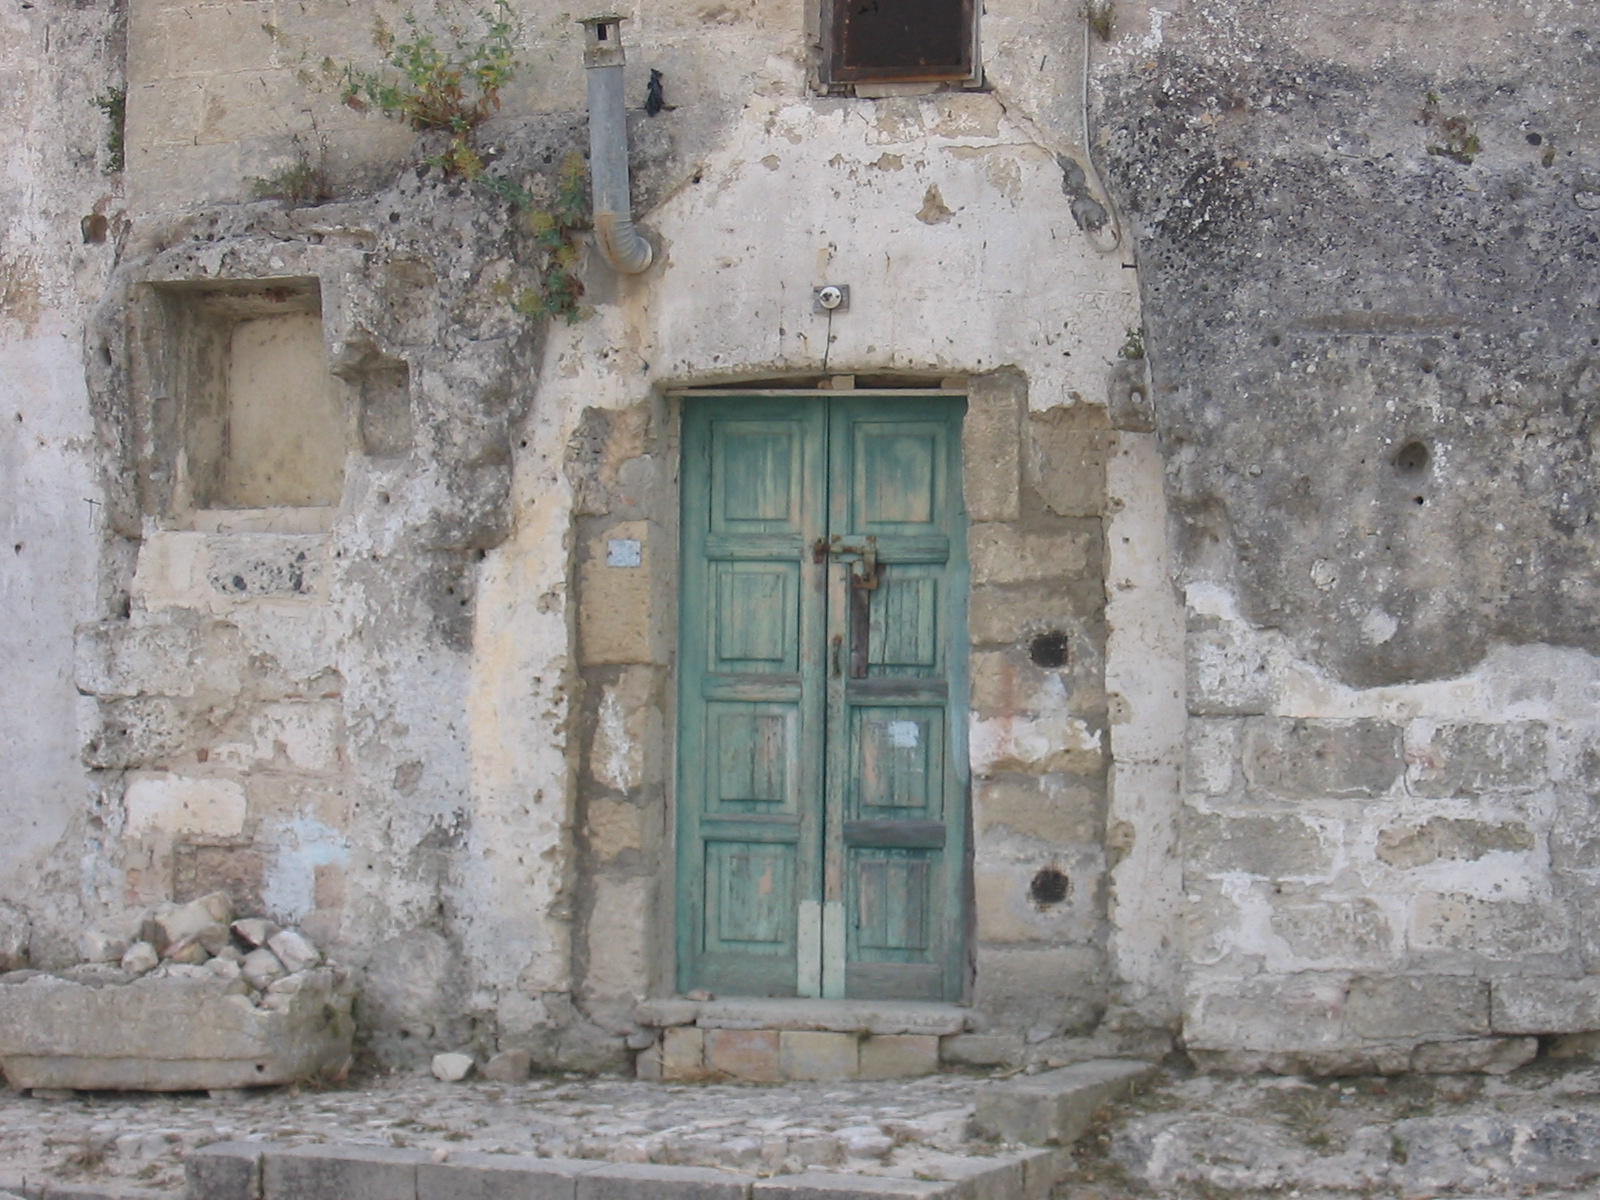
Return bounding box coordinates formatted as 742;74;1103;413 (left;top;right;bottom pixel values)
969;523;1096;586
661;1026;706;1080
583;876;650;1001
939;1033;1023;1067
1376;817;1535;868
1185;718;1240;796
124;775;248;838
1344;975;1489;1039
1493;977;1600;1033
973;773;1102;845
1241;719;1403;800
588;666;662;792
1186;623;1276;716
1017;1147;1074;1200
44;1186;183;1200
1183;809;1335;879
185;1141;262;1200
968;580;1103;647
75;616;203;699
1183;974;1346;1052
963;372;1023;523
1269;897;1397;969
577;1163;753;1200
688;998;969;1035
780;1031;859;1080
1410;1037;1538;1075
922;1155;1026;1200
705;1028;781;1082
263;1145;430;1200
578;521;657;666
84;697;188;769
753;1177;962;1198
1407;722;1548;797
858;1034;939;1079
0;970;352;1091
205;536;323;600
1026;407;1112;518
418;1153;600;1200
481;1049;532;1082
971;945;1106;1036
974;1058;1156;1146
1409;893;1573;960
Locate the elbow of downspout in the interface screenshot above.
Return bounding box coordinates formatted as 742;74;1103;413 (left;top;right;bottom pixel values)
594;211;654;275
582;17;654;276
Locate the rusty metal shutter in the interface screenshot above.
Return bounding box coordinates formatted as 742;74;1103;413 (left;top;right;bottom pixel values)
826;0;977;84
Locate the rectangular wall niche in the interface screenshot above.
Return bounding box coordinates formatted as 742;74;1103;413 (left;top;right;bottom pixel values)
154;278;347;511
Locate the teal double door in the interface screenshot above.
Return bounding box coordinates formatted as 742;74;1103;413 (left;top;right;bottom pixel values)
676;393;969;1002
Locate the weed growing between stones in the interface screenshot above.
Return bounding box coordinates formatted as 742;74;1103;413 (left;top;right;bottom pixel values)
1084;1;1116;42
1120;325;1146;360
487;152;590;323
338;0;518;180
1422;92;1481;164
92;89;125;174
249;141;333;205
328;2;591;322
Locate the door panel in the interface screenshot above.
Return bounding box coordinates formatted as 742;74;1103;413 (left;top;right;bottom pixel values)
678;394;967;1001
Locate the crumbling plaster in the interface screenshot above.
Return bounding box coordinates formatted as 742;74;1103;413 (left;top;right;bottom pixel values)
8;0;1598;1076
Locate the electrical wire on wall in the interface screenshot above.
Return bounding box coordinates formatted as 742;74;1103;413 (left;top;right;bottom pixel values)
1077;7;1126;257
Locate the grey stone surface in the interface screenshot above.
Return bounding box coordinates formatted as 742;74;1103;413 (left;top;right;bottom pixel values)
751;1177;961;1198
1344;975;1490;1040
974;1058;1155;1146
417;1153;600;1200
1240;719;1404;800
185;1141;263;1200
0;970;352;1091
660;1000;971;1037
576;1162;754;1200
1493;977;1600;1034
262;1144;431;1200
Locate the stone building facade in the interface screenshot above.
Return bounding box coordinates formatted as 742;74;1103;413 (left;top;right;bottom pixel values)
1;0;1597;1076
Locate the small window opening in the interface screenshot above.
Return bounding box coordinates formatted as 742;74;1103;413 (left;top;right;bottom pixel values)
823;0;979;87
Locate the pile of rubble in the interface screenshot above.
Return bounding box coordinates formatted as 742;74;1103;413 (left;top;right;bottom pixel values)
76;892;334;1011
0;894;353;1093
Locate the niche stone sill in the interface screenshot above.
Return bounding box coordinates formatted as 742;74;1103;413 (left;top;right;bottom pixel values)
188;506;336;535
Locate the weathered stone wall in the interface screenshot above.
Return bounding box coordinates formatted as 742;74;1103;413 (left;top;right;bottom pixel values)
16;0;1597;1077
1098;0;1600;1070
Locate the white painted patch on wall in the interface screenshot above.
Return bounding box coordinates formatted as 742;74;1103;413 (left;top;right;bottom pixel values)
262;812;350;922
124;775;247;837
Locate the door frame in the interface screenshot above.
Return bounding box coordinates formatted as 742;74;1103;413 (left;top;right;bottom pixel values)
666;385;974;1003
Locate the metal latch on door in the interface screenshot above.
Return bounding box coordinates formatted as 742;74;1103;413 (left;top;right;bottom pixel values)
811;534;880;590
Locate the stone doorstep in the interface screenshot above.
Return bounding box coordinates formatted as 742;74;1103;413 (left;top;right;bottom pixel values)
634;999;975;1037
184;1142;1069;1200
974;1059;1157;1147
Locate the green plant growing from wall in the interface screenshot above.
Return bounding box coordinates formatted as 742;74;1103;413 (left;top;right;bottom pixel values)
486;152;590;323
1422;92;1480;165
1120;325;1146;360
338;0;518;179
249;140;333;205
1084;1;1115;42
92;89;125;174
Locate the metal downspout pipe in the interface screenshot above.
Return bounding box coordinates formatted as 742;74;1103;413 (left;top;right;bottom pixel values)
580;16;654;275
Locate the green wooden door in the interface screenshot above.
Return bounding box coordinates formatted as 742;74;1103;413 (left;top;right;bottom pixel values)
677;393;968;1002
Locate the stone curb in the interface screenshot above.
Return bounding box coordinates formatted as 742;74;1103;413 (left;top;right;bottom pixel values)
973;1058;1157;1147
184;1141;1069;1200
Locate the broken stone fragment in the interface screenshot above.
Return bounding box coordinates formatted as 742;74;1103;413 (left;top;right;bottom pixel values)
240;948;286;990
231;918;279;948
77;929;128;964
266;929;321;974
206;956;242;982
154;894;233;952
431;1052;474;1082
121;941;159;976
482;1048;532;1082
164;937;211;966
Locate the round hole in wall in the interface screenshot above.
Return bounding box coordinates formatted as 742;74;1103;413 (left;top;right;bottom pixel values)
1394;441;1430;474
1029;867;1070;908
1029;632;1071;669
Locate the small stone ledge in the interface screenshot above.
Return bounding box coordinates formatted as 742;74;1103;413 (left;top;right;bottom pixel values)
974;1058;1156;1147
184;1141;1065;1200
634;999;975;1036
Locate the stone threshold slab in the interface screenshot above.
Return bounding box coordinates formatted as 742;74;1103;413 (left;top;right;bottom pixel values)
634;999;976;1036
185;1142;1070;1200
974;1058;1157;1146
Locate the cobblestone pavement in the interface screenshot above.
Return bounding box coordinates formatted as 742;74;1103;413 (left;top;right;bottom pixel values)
0;1067;1009;1194
10;1059;1600;1197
